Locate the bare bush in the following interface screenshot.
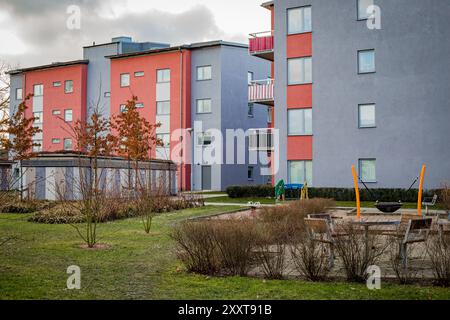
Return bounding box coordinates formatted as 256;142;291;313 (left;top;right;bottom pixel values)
259;198;335;243
334;222;388;283
428;234;450;287
171;221;220;275
387;235;427;284
253;222;287;279
441;184;450;213
290;233;331;281
212;219;257;276
172;219;258;276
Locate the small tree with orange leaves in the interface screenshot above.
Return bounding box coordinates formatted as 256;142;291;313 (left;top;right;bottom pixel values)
0;94;42;200
110;96;162;190
110;96;163;234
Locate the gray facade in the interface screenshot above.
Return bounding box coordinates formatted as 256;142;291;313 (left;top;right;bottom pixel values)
8;73;24;116
272;0;450;189
21;153;178;200
190;44;271;191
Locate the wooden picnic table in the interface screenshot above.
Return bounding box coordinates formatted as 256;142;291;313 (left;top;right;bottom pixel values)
436;219;450;237
351;220;401;256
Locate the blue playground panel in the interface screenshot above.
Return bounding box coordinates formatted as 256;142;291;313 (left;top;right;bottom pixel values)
284;184;304;199
285;184;304;190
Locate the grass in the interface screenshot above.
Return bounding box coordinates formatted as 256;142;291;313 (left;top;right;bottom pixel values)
1;205;449;300
205;196;276;205
204;196;446;211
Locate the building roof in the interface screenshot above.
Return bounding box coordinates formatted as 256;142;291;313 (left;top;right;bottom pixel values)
261;1;274;9
7;60;89;75
106;40;248;60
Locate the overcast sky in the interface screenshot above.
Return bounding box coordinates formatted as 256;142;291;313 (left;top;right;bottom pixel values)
0;0;271;68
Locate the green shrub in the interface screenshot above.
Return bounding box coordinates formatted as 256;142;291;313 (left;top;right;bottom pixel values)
226;185;274;198
29;205;85;224
226;185;440;203
29;195;204;224
0;200;55;214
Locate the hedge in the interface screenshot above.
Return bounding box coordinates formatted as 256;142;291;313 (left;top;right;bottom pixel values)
226;185;440;203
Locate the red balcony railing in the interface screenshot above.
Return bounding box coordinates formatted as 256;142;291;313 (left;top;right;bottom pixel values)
249;31;274;61
249;79;274;106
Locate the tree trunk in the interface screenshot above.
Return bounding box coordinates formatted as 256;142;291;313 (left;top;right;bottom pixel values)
19;160;23;202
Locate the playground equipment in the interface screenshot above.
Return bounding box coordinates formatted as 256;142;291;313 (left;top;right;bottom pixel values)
275;180;309;201
275;180;285;201
352;164;427;217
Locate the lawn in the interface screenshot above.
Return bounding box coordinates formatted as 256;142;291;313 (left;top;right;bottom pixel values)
205;196;276;205
1;206;449;300
204;196;445;210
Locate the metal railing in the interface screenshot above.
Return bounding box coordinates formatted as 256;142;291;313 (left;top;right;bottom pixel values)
249;31;274;54
248;79;274;103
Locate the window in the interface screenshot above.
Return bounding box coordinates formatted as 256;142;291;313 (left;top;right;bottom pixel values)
248;167;254;181
32;140;43;153
134;71;145;77
64;80;73;93
197;66;212;81
53;81;61;87
358;0;374;20
52;138;60;144
120;73;130;87
358;50;375;73
135;103;144;109
64;138;73;151
157;69;170;83
359;159;376;183
248;71;254;85
288;109;312;135
157;134;170;147
16;88;23;100
64;109;73;122
33;112;43;124
268;108;273;123
33;84;43;97
157;101;170;115
287;6;312;34
104;92;111;98
197;132;212;146
288;57;312;85
248;103;254;117
288;161;313;186
249;129;273;151
196;99;212;114
358;104;376;128
52;110;61;116
120;104;127;113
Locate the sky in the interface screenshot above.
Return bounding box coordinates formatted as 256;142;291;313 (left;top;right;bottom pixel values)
0;0;271;69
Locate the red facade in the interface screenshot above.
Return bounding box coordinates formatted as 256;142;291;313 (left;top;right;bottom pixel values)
110;49;192;191
23;64;88;152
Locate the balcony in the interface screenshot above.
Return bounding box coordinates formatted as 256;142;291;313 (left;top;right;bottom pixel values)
249;31;274;61
249;128;274;152
249;79;274;106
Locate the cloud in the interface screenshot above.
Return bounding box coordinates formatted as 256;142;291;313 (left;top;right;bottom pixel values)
0;0;231;68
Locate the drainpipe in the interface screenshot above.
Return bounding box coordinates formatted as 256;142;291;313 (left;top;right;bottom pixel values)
179;48;184;192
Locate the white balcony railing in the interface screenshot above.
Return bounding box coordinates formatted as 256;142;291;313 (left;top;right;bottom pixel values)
249;128;274;152
248;79;274;105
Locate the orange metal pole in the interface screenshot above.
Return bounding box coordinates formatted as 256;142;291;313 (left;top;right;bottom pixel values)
352;165;361;220
417;165;426;217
